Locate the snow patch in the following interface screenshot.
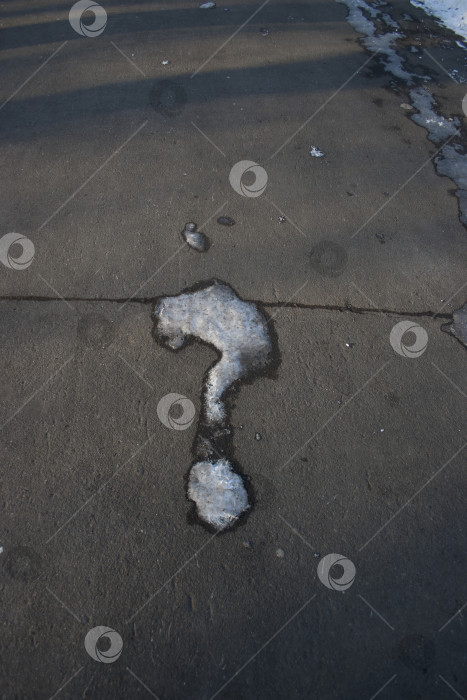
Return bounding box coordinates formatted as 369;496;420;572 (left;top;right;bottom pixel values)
410;87;460;142
336;0;416;82
188;460;249;529
410;0;467;42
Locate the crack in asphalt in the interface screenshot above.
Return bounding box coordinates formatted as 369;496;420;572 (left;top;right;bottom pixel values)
0;295;454;318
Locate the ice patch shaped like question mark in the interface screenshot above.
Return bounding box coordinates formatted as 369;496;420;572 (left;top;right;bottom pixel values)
153;280;276;530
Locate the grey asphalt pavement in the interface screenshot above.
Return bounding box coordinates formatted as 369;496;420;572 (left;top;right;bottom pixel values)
1;0;466;699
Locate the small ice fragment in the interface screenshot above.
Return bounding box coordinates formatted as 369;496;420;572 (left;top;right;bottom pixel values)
162;59;169;65
217;216;235;226
184;232;208;252
199;1;216;7
276;548;285;558
278;215;286;223
188;459;249;530
310;146;325;157
255;432;261;440
441;303;467;348
182;222;209;252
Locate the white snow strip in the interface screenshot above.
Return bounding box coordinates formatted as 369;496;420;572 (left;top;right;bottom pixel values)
336;0;415;82
409;87;460;142
410;0;467;42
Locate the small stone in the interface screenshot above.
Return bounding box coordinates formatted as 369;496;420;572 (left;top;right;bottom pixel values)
199;1;215;7
217;216;235;226
376;232;385;242
400;103;413;110
313;552;320;558
242;540;252;549
278;215;286;223
162;59;169;65
276;548;285;558
255;432;261;440
345;342;356;348
185;222;197;232
260;27;270;36
380;428;385;432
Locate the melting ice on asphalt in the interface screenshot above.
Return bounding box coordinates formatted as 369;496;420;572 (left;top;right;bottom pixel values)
154;281;274;530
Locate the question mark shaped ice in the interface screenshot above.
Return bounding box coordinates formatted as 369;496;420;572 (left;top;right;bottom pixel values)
153;280;276;530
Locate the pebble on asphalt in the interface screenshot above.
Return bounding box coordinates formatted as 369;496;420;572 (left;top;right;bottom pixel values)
217;216;235;226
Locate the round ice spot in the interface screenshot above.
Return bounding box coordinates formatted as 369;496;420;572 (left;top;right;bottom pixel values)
188;459;249;530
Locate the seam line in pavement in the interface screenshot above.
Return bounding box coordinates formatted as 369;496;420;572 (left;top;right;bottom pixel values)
0;296;454;319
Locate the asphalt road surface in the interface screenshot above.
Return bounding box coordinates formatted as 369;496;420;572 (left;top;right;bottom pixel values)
1;0;466;698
